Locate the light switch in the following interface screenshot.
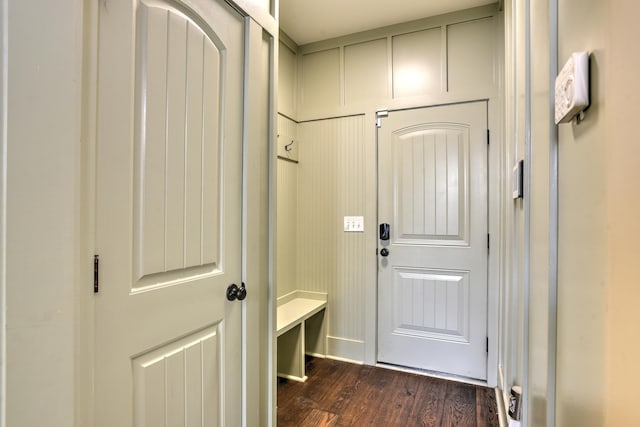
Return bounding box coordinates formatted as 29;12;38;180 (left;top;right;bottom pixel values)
343;216;364;232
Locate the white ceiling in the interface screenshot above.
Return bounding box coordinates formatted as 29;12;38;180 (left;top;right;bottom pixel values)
279;0;497;45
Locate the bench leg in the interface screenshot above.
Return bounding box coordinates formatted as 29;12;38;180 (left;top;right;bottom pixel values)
277;323;307;382
305;309;326;357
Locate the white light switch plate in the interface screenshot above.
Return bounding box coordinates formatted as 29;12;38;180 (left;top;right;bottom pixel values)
343;216;364;232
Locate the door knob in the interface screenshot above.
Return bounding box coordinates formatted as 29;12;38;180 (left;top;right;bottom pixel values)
380;248;389;257
226;283;239;301
226;283;247;301
236;282;247;301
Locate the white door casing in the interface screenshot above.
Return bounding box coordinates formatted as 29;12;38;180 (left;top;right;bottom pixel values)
377;102;488;380
94;0;244;425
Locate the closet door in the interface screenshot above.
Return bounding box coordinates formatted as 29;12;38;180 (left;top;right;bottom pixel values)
94;0;244;425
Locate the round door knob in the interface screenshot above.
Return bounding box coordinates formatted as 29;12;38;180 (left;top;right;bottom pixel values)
237;283;247;301
226;283;239;301
380;248;389;257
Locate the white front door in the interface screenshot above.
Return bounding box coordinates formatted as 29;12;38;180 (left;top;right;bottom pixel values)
377;102;488;380
94;0;244;425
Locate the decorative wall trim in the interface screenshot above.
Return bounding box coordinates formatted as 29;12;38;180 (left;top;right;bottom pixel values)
547;0;559;425
295;8;500;121
298;4;500;54
523;0;531;424
0;0;7;424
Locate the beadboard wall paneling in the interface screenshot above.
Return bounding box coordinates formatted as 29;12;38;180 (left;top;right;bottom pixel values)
276;115;299;298
276;159;297;298
297;115;370;344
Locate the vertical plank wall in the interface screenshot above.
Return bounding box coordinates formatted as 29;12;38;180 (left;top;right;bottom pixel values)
296;116;371;360
276;114;298;298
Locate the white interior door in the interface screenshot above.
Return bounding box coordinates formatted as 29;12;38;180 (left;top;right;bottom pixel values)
94;0;244;425
377;102;488;380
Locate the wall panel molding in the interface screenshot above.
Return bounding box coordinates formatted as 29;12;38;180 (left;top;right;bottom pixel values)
296;5;500;120
0;0;6;423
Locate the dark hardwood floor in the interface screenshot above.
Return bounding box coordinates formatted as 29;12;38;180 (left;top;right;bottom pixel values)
277;357;499;427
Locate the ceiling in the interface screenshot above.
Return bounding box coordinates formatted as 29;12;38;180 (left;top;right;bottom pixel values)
279;0;497;45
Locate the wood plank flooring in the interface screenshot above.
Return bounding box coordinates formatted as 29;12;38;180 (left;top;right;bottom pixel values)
277;357;499;427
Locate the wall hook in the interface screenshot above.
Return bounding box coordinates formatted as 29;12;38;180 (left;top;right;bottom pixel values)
285;140;295;152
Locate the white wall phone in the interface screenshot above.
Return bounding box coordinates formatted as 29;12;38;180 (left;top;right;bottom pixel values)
555;51;590;124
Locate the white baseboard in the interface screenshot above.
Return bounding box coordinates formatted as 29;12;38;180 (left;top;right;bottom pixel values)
305;352;326;359
326;336;364;363
277;372;307;383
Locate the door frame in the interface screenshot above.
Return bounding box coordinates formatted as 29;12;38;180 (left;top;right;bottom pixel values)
375;101;490;380
78;1;278;426
370;99;504;387
0;0;6;422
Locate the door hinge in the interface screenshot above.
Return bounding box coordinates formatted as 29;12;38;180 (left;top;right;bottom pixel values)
486;337;489;353
94;255;99;293
487;233;490;252
487;129;490;145
376;109;389;128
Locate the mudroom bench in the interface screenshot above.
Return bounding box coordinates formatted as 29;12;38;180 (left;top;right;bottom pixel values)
276;290;327;382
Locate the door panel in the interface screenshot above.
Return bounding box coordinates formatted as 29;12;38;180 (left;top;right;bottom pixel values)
377;102;487;380
95;0;244;425
392;267;470;343
133;1;224;289
132;326;220;426
395;125;469;244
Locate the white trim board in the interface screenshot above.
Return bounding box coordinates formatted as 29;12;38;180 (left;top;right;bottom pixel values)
0;0;7;424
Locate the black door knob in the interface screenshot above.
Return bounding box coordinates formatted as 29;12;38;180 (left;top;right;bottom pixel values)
226;283;247;301
380;248;389;257
236;282;247;301
227;283;239;301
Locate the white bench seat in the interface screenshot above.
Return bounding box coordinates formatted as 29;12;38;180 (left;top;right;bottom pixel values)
276;290;327;382
277;297;326;336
